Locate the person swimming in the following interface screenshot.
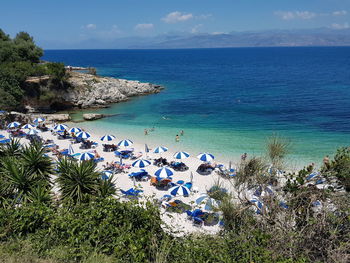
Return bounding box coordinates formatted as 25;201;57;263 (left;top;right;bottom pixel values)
175;135;180;142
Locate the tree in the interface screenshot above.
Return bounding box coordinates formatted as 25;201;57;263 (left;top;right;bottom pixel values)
21;141;52;182
56;158;101;204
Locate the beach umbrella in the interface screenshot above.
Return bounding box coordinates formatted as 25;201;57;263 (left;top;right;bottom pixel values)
0;134;5;139
7;122;20;129
173;151;190;160
250;199;264;214
68;144;74;155
169;185;190;197
100;135;116;142
196;194;220;211
132;159;151;168
33;117;45;123
22;123;35;129
155;167;174;179
68;127;81;133
118;139;133;147
145;144;150;153
25;129;40;136
197;153;214;162
101;170;113;180
153;146;168;154
54;124;68;131
79;152;95;161
76;131;91;139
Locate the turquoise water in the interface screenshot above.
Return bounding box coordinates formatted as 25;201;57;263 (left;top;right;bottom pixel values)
43;48;350;167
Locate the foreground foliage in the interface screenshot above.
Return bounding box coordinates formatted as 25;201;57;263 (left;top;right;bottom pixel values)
0;140;349;262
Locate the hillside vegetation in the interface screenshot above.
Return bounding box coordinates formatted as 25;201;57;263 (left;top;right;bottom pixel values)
0;29;66;111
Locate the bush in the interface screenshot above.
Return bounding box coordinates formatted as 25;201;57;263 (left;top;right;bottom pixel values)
322;147;350;191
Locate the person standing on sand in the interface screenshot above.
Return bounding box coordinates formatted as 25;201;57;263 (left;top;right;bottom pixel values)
175;135;180;142
241;153;247;161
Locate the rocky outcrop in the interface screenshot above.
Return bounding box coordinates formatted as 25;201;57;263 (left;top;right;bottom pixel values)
61;72;163;109
83;113;104;121
2;112;71;123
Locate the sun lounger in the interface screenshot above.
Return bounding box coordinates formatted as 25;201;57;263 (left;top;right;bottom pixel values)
129;169;149;181
120;188;143;198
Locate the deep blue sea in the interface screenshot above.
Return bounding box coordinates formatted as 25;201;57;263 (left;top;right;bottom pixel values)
43;47;350;168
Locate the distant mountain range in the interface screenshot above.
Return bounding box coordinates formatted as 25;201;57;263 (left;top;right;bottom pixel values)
43;28;350;49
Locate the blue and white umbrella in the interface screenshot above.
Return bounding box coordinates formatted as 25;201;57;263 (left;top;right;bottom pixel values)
54;124;68;131
250;199;264;214
169;185;190;197
173;151;190;160
68;144;74;155
33;117;45;123
76;131;91;139
7;122;20;129
0;134;5;139
132;159;151;168
22;123;35;129
101;170;113;180
26;129;40;136
79;152;95;161
100;135;116;142
196;194;220;211
197;153;215;162
154;146;168;154
68;127;81;133
155;167;174;179
118;139;133;147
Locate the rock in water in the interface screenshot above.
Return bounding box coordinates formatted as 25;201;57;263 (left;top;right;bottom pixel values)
83;113;104;121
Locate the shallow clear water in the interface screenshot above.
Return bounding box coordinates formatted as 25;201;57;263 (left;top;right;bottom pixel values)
43;47;350;167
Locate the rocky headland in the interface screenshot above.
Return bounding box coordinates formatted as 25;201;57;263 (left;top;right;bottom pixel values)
24;71;163;113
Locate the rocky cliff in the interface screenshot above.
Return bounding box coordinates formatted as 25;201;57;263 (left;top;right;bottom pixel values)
63;72;163;108
24;71;163;112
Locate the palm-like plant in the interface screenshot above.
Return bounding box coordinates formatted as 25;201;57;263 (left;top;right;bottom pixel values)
56;158;100;204
0;138;22;157
21;141;52;181
26;185;52;204
0;157;40;204
97;175;116;198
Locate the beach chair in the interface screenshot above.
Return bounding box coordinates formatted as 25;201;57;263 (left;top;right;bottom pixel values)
129;170;149;181
120;188;143;198
94;157;105;163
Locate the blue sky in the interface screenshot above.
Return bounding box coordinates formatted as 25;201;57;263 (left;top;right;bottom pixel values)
1;0;349;48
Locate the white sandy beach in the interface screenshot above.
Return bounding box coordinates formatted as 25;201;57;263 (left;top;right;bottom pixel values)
1;122;241;235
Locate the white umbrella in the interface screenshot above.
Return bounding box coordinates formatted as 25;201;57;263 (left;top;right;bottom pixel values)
132;159;151;168
68;127;81;133
118;139;133;147
26;129;40;136
68;144;74;155
100;135;116;142
173;151;190;160
169;185;190;197
7;122;20;129
154;167;174;179
33;117;45;123
76;131;91;139
78;152;94;161
22;123;35;129
197;153;215;162
54;124;68;131
195;194;220;211
153;146;168;154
